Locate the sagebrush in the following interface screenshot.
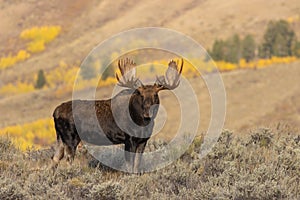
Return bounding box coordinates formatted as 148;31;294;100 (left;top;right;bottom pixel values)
0;125;299;199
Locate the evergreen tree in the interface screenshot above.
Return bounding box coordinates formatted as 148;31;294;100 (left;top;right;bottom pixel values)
242;34;256;62
204;50;212;62
101;58;115;81
80;56;96;80
260;20;296;58
225;34;241;63
210;39;226;61
35;69;47;89
101;65;115;80
210;35;242;63
292;40;300;57
258;45;267;58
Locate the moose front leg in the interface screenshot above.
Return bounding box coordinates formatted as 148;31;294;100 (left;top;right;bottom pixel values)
133;141;147;173
124;139;137;173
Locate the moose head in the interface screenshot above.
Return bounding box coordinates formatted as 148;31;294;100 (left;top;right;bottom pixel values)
115;58;183;124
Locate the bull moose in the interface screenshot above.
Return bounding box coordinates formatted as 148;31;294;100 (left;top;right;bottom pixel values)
51;58;183;172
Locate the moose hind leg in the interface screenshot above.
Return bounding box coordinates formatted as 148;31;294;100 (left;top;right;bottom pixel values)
51;138;65;169
56;120;81;166
65;145;75;165
64;135;81;166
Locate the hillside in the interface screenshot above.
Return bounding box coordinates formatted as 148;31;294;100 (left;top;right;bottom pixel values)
0;0;300;148
1;61;300;132
0;0;300;83
0;1;300;199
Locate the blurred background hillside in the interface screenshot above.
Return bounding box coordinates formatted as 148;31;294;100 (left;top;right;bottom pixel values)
0;0;300;150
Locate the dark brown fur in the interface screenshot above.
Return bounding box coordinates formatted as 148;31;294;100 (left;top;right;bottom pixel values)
52;87;160;172
52;58;183;173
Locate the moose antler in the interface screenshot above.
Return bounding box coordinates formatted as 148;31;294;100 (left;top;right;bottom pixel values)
116;58;143;89
156;59;183;90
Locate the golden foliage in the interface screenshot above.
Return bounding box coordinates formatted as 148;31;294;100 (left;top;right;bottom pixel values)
26;39;46;53
20;26;61;53
47;61;117;97
0;26;61;69
46;60;78;88
0;50;31;69
239;56;297;69
0;82;35;96
16;50;31;61
215;61;237;72
0;118;55;151
213;56;297;72
287;14;299;24
1;56;299;98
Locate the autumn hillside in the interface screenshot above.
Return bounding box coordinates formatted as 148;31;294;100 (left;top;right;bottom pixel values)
1;0;300;83
0;0;300;149
0;1;300;199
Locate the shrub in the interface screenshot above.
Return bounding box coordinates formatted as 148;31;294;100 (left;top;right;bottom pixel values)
0;126;299;199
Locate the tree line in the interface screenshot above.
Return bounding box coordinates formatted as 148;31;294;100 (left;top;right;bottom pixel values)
209;20;300;63
35;19;300;89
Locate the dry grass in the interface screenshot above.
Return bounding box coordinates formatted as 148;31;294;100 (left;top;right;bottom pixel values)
0;125;299;199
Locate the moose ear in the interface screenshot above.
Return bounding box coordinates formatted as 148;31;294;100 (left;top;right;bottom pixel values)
134;89;141;95
135;87;144;95
154;83;164;92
